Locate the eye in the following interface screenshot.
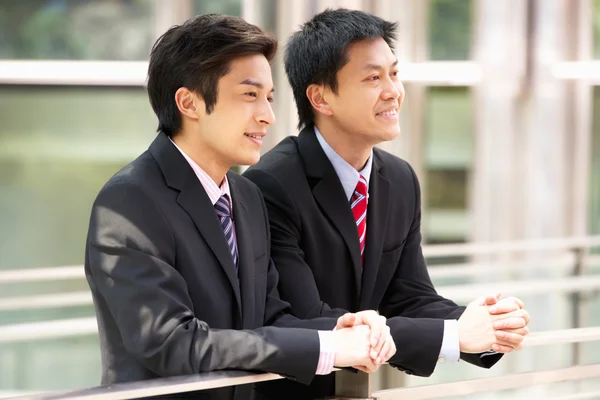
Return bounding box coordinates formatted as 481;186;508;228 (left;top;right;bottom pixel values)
391;70;399;77
267;97;274;103
369;75;380;81
245;92;258;98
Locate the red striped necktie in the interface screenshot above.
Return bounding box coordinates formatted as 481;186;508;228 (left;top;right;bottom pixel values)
350;175;368;265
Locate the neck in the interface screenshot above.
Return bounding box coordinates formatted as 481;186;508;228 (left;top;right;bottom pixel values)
314;120;372;171
172;130;229;186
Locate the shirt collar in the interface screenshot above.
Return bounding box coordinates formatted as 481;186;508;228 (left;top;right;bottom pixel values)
169;139;232;207
314;126;373;201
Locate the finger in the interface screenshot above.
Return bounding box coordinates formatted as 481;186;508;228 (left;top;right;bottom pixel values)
493;317;526;330
383;337;396;362
367;316;385;349
495;339;523;351
498;309;531;325
370;321;388;355
374;334;392;364
484;293;501;305
360;358;379;373
504;296;525;309
488;299;521;315
499;326;529;336
336;313;356;329
478;292;502;306
492;344;514;353
495;330;525;345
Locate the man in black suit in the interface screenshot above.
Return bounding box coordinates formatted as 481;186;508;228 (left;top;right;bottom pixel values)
84;14;396;400
244;8;531;399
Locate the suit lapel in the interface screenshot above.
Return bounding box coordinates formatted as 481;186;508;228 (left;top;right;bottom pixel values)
298;127;362;294
149;133;242;319
359;152;390;309
228;174;256;329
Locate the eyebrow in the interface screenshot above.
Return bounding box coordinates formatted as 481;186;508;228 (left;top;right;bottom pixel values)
240;79;275;93
362;59;399;71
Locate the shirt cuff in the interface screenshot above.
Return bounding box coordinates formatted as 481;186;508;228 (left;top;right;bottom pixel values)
315;330;336;375
438;319;460;363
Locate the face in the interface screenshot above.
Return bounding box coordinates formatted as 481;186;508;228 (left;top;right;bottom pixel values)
194;54;275;168
322;37;404;146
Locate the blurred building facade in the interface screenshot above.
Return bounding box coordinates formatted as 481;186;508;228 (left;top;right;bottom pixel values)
0;0;599;396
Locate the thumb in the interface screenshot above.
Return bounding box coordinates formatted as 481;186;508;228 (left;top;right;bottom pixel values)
478;293;502;306
336;313;356;329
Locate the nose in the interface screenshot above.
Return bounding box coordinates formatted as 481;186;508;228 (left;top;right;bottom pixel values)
381;76;403;102
256;98;276;126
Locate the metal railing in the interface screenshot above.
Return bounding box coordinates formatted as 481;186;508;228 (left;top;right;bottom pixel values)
2;236;600;399
4;326;600;400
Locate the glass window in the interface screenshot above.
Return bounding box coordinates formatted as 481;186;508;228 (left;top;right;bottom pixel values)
594;0;600;59
0;86;156;271
428;0;473;60
422;87;473;245
0;0;156;60
0;336;101;392
0;86;155;393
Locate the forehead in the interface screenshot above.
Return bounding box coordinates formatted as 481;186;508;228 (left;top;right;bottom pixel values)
342;37;396;72
221;54;274;88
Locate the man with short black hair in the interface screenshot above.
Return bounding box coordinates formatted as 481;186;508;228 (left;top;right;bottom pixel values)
85;13;395;400
245;8;530;399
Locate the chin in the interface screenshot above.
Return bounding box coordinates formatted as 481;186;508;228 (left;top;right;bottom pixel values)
235;153;261;167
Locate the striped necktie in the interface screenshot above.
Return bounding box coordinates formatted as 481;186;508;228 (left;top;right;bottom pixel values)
351;175;368;265
214;194;238;268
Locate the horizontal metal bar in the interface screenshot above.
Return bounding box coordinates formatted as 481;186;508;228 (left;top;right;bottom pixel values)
549;391;600;400
422;236;600;258
525;327;600;347
397;61;481;85
2;255;596;286
5;60;597;87
372;364;600;400
0;292;92;311
0;61;148;86
429;254;574;280
6;370;285;400
438;275;600;302
0;60;481;87
0;267;84;284
0;318;97;343
552;61;600;82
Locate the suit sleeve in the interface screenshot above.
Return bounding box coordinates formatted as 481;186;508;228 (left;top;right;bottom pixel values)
86;181;323;385
380;163;502;371
244;168;348;320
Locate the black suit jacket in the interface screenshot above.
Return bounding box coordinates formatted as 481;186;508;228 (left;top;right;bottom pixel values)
84;132;337;400
244;125;502;399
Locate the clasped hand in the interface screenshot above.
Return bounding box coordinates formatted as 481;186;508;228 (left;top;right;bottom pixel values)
459;293;531;354
331;310;396;373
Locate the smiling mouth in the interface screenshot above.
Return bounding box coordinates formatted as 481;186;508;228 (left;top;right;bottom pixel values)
244;133;263;141
376;109;398;117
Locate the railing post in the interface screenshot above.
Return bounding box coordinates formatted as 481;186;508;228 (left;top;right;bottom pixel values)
331;369;374;399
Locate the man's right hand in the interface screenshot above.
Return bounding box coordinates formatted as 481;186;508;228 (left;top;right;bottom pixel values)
458;299;530;354
331;325;377;370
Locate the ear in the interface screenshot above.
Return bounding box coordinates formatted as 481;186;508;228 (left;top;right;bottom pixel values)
174;87;202;121
306;84;334;117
